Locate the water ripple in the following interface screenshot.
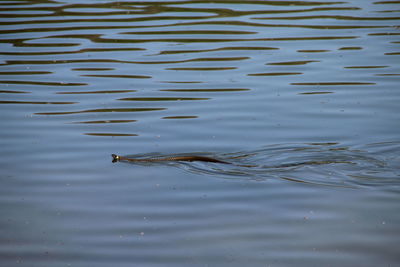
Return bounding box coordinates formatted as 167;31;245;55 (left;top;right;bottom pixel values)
114;142;400;188
1;0;399;131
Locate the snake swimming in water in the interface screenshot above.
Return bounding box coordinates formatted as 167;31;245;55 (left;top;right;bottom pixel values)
112;154;230;164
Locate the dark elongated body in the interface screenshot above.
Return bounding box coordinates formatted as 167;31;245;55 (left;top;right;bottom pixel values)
112;154;230;164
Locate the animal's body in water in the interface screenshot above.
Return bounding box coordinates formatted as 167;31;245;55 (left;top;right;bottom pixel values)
112;154;230;164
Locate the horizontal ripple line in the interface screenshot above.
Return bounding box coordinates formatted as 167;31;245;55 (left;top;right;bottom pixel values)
0;5;357;20
0;6;364;26
95;36;359;43
298;91;333;95
57;90;136;94
254;15;400;21
162;20;375;30
35;108;165;115
2;57;250;66
71;120;136;124
158;46;279;55
344;66;388;69
160;88;250;92
267;60;319;65
0;100;77;105
248;72;302;76
122;30;256;35
1;33;357;47
0;16;213;27
81;74;151;79
166;67;236;71
291;82;376;86
84;133;137;137
0;47;145;56
0;90;29;94
162;116;197;119
0;71;52;75
0;80;86;86
118;97;209;101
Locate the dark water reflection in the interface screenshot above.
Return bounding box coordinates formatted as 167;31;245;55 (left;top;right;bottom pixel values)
1;0;400;266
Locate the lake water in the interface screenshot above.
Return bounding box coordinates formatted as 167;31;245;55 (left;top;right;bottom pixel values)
1;0;399;266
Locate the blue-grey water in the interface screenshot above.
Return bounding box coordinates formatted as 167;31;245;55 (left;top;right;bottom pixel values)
1;0;400;266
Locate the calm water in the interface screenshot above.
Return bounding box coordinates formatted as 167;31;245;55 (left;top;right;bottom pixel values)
1;0;400;266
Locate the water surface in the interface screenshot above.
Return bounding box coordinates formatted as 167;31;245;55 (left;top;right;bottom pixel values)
1;0;400;266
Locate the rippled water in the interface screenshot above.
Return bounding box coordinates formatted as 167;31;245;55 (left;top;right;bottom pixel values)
115;142;400;188
1;0;400;266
